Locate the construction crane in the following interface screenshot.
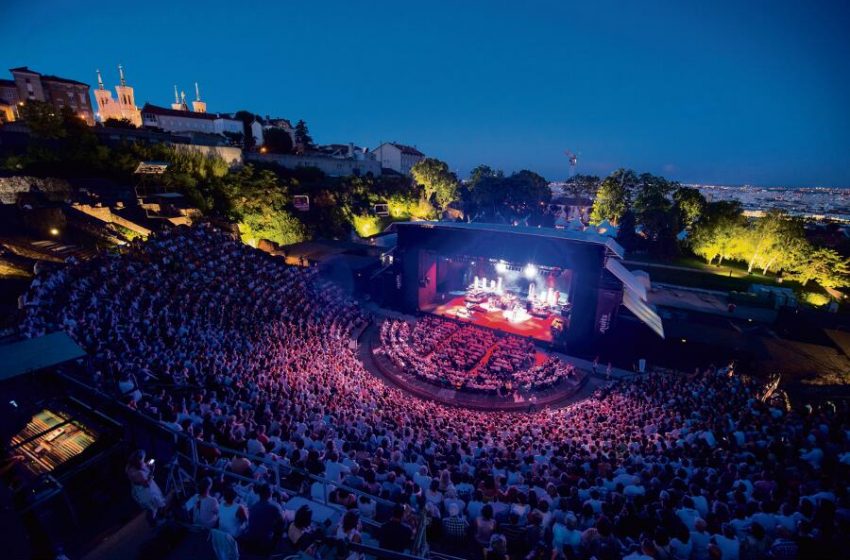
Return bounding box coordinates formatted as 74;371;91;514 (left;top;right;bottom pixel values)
564;150;578;178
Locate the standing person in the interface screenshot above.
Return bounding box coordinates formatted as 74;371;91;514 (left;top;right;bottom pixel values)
606;362;613;381
474;504;497;550
125;449;165;524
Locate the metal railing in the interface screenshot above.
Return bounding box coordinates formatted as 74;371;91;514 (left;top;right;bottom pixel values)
57;369;431;553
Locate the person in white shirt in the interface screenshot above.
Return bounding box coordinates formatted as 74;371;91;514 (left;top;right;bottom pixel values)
676;496;701;530
712;524;740;560
217;486;248;537
690;518;711;560
669;524;693;560
324;451;351;484
185;477;219;529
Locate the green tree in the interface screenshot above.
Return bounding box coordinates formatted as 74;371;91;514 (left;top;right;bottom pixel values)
503;170;551;209
789;247;850;289
630;173;680;258
468;164;503;186
234;111;258;149
263;127;293;154
615;209;639;252
19;100;65;139
589;169;635;225
563;174;600;201
226;165;306;246
294;119;314;152
411;157;459;208
672;186;707;229
690;201;747;265
103;117;136;129
741;210;801;274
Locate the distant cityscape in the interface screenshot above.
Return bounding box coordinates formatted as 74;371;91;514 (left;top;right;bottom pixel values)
685;184;850;222
551;181;850;222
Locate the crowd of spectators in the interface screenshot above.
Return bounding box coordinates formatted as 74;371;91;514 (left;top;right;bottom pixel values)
21;224;850;559
379;317;578;393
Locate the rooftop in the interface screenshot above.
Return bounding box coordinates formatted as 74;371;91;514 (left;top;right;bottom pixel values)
141;103;224;121
9;67;89;87
381;142;424;156
390;221;625;257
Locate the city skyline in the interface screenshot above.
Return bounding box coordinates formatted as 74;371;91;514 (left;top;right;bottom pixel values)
3;0;849;186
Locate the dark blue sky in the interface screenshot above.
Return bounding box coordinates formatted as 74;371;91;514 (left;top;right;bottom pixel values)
3;1;849;186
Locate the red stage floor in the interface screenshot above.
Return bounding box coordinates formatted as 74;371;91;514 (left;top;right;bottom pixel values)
426;295;556;342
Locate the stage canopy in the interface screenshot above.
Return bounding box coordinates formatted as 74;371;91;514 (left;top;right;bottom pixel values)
0;332;86;382
389;221;626;258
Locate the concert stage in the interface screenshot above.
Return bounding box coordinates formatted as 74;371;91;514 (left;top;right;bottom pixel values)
388;221;665;350
425;294;558;342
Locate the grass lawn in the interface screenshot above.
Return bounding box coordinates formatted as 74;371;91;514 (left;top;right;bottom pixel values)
625;254;803;293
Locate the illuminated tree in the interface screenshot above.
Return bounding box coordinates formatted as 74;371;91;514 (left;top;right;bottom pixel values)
672;186;707;229
411;157;459;208
789;247;850;290
690;201;746;265
589;169;635;225
742;210;798;274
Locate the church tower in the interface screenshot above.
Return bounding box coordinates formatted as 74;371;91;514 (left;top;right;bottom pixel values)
93;66;142;127
191;82;207;113
93;69;113;120
113;65;142;126
171;85;189;111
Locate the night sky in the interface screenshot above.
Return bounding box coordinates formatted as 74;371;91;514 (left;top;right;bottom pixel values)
3;1;849;186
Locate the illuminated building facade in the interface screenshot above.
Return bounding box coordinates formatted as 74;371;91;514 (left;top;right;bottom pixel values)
93;65;142;127
5;66;95;125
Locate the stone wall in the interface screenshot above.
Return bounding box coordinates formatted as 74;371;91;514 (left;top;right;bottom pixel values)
247;153;382;177
0;176;71;204
172;144;243;167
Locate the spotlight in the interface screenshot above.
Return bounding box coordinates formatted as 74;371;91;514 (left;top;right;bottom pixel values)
49;228;60;236
524;264;537;279
495;260;507;274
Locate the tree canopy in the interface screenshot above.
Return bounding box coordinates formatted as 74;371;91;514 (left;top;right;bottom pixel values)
589;169;634;225
411;157;459;208
263;127;293;154
294;119;314;152
672;186;707;229
563;174;600;201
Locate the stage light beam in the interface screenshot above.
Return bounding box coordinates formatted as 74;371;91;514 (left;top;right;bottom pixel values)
495;260;507;274
524;264;538;279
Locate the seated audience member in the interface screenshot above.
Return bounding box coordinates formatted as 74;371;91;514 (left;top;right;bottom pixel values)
185;476;219;529
217;486;248;538
378;505;413;552
241;484;284;554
